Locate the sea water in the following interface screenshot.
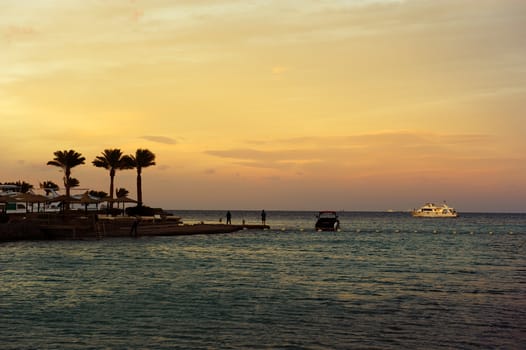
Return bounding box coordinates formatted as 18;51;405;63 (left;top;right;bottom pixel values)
1;211;525;349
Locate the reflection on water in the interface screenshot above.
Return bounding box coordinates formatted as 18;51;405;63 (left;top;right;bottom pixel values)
1;212;525;349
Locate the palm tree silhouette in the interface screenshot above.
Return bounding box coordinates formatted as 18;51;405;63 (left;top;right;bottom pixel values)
47;150;86;208
116;187;129;198
40;180;59;195
124;149;156;207
65;177;80;190
92;149;133;208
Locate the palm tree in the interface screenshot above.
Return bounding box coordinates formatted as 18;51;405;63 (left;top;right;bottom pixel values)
40;180;59;196
124;149;156;207
65;177;80;190
89;190;108;199
115;187;131;215
116;187;129;198
92;149;133;208
47;150;86;201
2;181;33;193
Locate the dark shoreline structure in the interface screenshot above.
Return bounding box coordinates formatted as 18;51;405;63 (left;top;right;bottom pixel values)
0;213;270;242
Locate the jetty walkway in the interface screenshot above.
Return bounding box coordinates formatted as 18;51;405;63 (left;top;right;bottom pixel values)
0;213;269;242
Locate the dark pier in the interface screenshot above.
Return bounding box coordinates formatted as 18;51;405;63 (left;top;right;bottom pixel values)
0;213;270;242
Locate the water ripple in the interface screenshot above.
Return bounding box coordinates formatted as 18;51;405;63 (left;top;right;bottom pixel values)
1;212;525;349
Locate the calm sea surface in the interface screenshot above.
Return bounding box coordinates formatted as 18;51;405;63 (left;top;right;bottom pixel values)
1;211;525;349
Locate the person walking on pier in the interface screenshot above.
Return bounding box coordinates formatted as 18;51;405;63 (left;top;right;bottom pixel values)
261;210;266;225
226;211;232;224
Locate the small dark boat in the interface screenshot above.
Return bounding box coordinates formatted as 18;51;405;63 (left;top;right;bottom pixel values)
315;211;340;231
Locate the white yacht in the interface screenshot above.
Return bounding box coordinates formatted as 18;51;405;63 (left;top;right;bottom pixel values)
411;202;458;218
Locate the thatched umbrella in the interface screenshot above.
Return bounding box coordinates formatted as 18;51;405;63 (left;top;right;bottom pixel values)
0;193;22;212
105;196;138;215
12;193;49;212
0;195;12;203
48;195;76;203
78;191;102;212
46;195;78;212
13;193;48;202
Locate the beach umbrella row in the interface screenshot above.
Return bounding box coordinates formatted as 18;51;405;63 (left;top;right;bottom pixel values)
0;192;50;213
1;191;138;213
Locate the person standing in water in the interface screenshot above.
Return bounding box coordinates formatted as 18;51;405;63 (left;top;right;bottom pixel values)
261;210;266;225
226;211;232;224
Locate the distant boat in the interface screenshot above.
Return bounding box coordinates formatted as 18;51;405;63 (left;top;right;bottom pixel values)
315;211;340;231
411;202;458;218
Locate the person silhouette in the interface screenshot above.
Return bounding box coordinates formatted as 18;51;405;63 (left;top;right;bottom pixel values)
130;216;140;237
226;211;232;224
261;210;266;225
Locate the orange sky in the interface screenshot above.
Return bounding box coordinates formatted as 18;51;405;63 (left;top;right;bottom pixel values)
1;0;525;212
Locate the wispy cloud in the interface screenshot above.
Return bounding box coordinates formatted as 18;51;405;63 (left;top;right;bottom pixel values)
206;130;504;173
206;148;321;162
3;25;37;42
157;164;170;171
246;131;492;149
141;135;177;144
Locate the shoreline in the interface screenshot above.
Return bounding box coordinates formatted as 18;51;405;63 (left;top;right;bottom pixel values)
0;213;270;242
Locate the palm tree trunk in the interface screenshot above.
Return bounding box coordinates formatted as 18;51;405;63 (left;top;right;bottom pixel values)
64;168;71;210
109;170;115;209
137;169;142;207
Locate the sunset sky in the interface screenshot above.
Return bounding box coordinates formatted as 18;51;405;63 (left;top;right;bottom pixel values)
1;0;525;212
